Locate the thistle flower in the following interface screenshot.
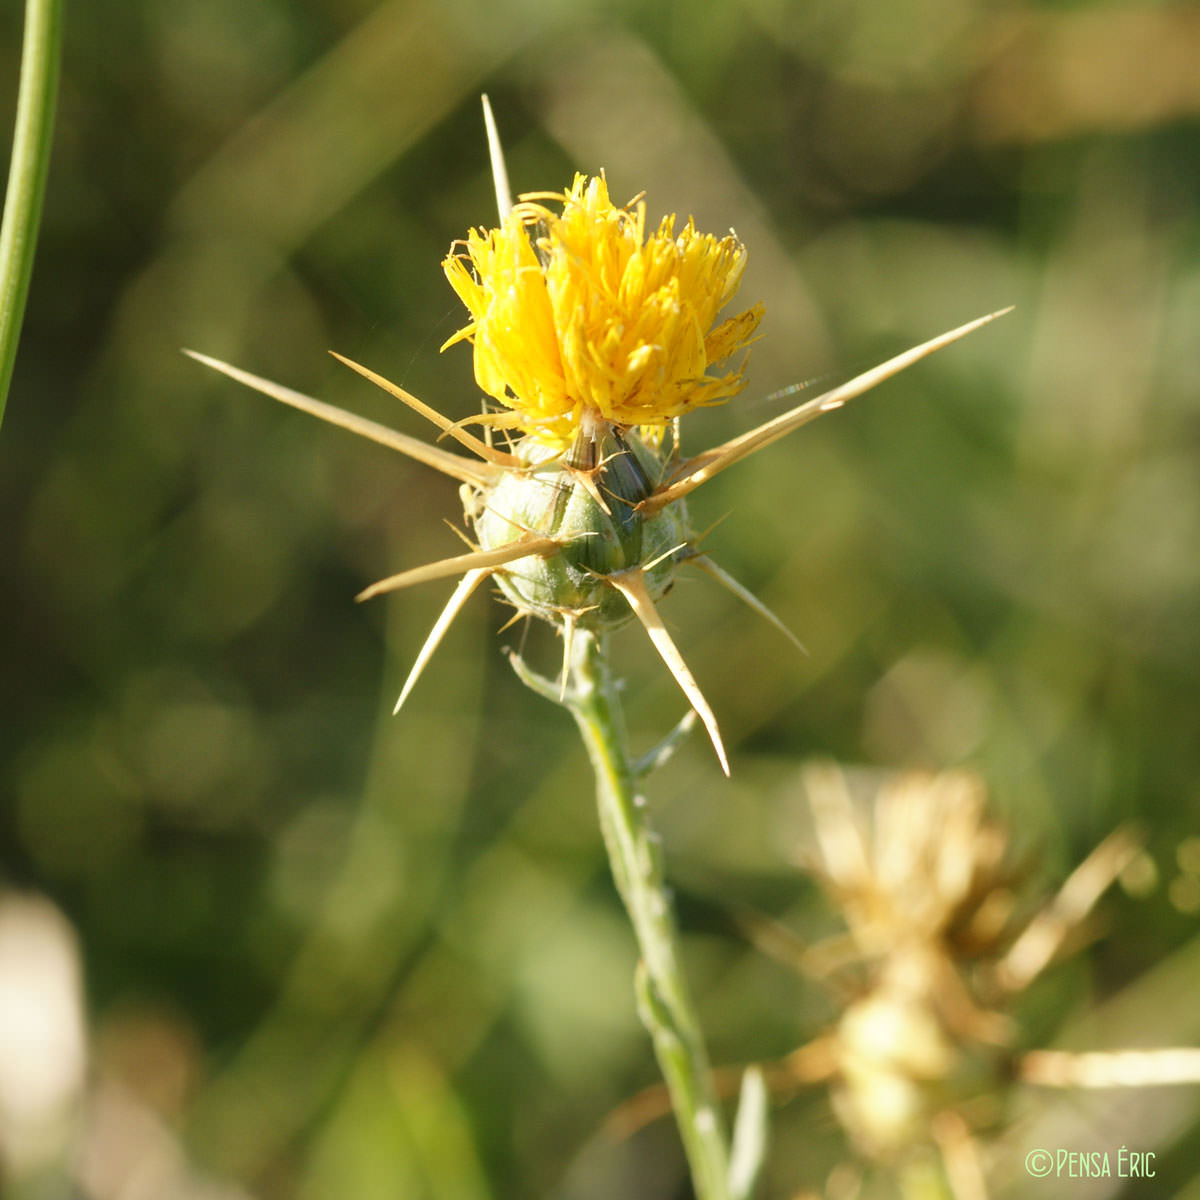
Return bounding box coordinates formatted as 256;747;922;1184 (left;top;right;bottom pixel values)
187;101;1009;777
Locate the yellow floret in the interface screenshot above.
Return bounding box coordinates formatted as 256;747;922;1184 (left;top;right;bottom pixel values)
443;174;763;444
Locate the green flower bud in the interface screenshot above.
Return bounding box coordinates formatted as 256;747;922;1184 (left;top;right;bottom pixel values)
473;423;691;631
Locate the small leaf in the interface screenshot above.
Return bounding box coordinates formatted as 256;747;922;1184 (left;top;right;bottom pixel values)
728;1066;768;1200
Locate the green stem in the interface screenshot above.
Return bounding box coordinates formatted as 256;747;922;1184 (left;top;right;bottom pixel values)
566;629;731;1200
0;0;63;430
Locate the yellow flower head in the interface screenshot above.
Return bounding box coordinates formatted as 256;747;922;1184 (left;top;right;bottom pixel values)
442;174;764;444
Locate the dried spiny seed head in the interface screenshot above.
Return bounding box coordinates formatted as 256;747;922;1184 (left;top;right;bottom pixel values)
807;767;1021;962
791;765;1143;1163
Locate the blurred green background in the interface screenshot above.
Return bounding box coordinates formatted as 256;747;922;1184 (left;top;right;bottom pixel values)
2;0;1200;1196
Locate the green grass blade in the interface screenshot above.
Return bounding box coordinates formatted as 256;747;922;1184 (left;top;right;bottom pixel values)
0;0;64;431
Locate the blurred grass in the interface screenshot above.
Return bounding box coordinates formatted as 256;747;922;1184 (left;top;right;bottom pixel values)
2;0;1199;1197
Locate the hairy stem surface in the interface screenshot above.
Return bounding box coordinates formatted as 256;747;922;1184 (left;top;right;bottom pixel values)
566;628;731;1200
